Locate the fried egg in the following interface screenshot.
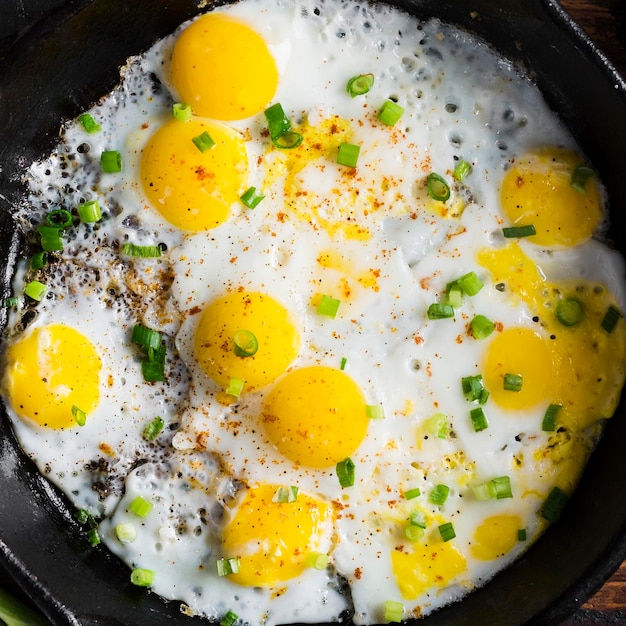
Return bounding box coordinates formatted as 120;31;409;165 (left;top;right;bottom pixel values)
2;0;625;624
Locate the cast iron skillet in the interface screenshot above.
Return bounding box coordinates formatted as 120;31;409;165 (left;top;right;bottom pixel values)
1;0;626;624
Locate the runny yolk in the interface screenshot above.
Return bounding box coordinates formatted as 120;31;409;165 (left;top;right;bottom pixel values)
470;514;521;560
261;365;369;468
141;117;248;232
221;483;331;587
170;13;279;121
3;324;101;429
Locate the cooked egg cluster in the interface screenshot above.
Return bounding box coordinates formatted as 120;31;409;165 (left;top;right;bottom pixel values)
2;0;626;624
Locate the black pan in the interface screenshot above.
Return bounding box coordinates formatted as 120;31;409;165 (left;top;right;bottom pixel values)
1;0;626;624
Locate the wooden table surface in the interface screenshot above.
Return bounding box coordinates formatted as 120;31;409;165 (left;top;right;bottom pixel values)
0;1;625;625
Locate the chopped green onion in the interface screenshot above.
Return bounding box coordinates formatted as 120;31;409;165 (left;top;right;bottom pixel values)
366;404;385;419
143;416;165;441
101;150;122;173
503;373;523;392
220;610;239;626
492;476;513;499
273;130;303;149
425;412;447;438
24;280;47;301
46;209;72;229
542;403;562;432
444;282;463;308
75;508;90;524
346;73;375;97
192;131;216;153
115;523;137;543
172;102;192;121
78;199;102;223
317;294;341;319
129;496;153;518
71;405;87;427
233;329;259;357
240;186;265;209
337;142;361;168
130;568;155;587
570;164;595;193
556;298;583;327
272;486;299;503
404;487;421;500
226;378;245;397
601;305;621;333
518;528;527;541
427;172;451;202
123;242;162;258
3;296;18;308
306;552;329;570
264;103;303;149
461;375;487;403
503;224;536;238
438;522;456;542
453;159;472;181
132;324;162;350
78;113;101;134
217;557;241;577
384;600;404;623
340;356;347;370
405;524;424;542
429;483;450;506
142;343;166;382
75;510;100;546
472;480;497;501
409;510;426;528
457;271;484;296
87;528;101;547
30;251;48;270
427;303;454;319
470;314;495;339
377;99;404;126
470;407;489;432
336;457;355;488
37;224;63;251
541;486;568;523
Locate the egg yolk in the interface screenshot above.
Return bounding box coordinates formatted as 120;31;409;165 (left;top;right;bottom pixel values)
221;483;331;587
391;535;466;599
3;324;101;429
470;515;521;560
141;117;249;231
193;291;299;392
483;327;555;411
500;148;602;247
170;13;278;121
261;365;369;468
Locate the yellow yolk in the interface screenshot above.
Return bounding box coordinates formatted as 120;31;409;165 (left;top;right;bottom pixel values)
170;13;278;121
141;118;248;231
3;324;101;429
221;483;331;587
470;515;521;560
193;291;299;392
479;243;626;429
391;535;466;599
500;148;602;247
261;366;369;468
483;327;555;411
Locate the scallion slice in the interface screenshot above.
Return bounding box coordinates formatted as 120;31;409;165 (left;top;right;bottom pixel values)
366;404;385;419
24;280;47;301
429;483;450;506
123;242;162;258
87;528;101;547
457;271;484;296
37;224;63;251
217;557;241;577
78;113;101;134
502;224;536;238
470;314;495;339
570;164;595;193
453;159;472;181
143;416;165;441
503;373;523;392
425;412;447;439
404;487;421;500
226;378;245;397
3;296;18;308
472;480;497;501
306;552;329;570
30;251;48;270
115;523;137;543
272;131;303;149
272;486;299;503
438;521;456;542
336;457;355;488
470;406;489;431
132;324;162;350
264;103;303;149
130;568;155;587
172;102;192;121
377;99;404;126
337;142;361;168
220;610;239;626
405;524;424;542
518;528;527;541
142;343;166;382
346;73;375;97
426;172;451;202
492;475;513;499
71;404;87;427
78;199;102;223
317;294;341;319
444;282;463;308
240;186;265;209
542;403;562;432
409;510;426;528
46;209;72;229
601;305;621;333
192;131;216;153
556;298;583;327
129;495;153;518
384;600;404;623
461;374;486;403
427;303;454;319
340;356;347;370
541;486;568;523
233;329;259;357
101;150;122;173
